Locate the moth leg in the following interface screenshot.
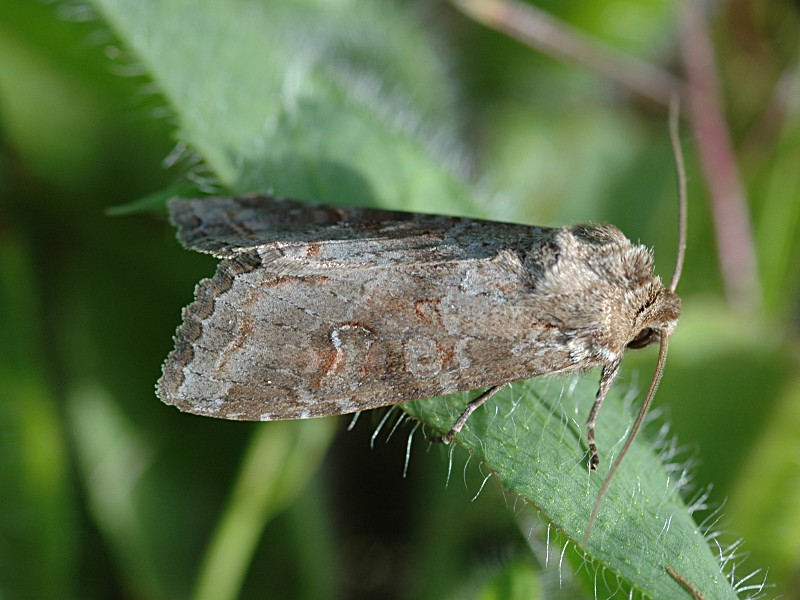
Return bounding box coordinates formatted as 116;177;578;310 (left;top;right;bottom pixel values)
586;360;622;470
428;385;506;444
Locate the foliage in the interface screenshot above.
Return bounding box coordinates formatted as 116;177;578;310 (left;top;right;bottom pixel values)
2;0;799;598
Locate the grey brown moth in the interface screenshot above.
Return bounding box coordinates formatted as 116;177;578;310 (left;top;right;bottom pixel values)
159;194;680;429
157;111;687;544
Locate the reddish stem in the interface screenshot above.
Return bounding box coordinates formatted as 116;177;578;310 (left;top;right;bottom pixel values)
677;0;761;311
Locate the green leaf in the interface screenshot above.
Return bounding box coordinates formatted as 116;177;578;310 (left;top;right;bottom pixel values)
90;0;475;215
406;376;733;599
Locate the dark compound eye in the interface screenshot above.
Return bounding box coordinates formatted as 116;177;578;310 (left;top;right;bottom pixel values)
627;327;658;349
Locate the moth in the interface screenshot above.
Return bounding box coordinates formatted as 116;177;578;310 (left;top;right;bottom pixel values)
158;116;686;544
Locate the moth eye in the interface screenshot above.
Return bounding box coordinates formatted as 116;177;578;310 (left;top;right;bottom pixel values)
627;327;658;349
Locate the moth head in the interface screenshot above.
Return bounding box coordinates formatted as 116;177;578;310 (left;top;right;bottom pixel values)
559;223;682;357
625;284;681;351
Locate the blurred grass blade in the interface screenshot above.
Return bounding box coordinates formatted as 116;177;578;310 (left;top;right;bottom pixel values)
68;385;162;597
727;376;800;589
193;420;335;600
0;233;75;599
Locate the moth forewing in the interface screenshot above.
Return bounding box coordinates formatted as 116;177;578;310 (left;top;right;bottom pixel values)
161;200;584;416
159;195;678;457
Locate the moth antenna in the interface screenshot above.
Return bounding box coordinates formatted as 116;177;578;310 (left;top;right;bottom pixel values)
583;103;685;544
669;95;688;293
583;332;670;546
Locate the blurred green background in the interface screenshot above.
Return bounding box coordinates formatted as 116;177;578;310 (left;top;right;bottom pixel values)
2;0;799;598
